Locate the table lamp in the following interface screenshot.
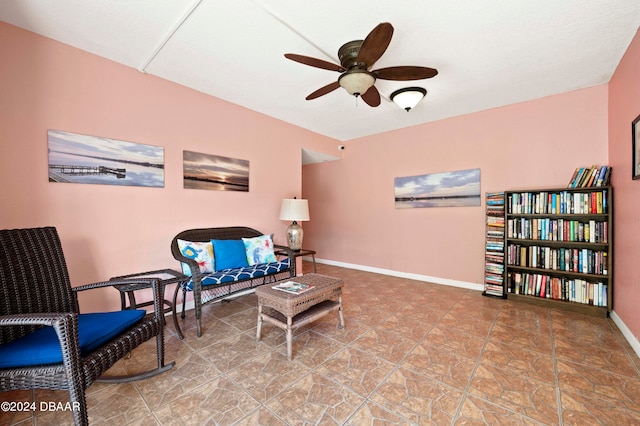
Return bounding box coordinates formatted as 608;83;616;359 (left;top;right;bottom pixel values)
279;198;310;251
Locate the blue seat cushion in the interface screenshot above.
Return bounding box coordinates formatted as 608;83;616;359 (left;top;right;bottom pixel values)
181;258;291;291
0;310;146;368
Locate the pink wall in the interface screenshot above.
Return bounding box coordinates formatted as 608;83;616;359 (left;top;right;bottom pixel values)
0;22;338;312
304;86;609;285
2;20;637;340
608;28;640;340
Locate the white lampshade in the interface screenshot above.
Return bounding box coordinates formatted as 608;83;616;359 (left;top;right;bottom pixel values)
390;87;427;111
279;198;310;222
338;70;376;96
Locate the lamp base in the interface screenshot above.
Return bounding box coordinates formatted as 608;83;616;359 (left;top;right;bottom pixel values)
286;222;304;251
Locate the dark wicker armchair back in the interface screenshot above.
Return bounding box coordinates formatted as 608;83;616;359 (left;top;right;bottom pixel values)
0;226;76;344
170;226;263;260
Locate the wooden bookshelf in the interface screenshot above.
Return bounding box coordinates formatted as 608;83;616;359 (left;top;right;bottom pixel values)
504;187;613;317
483;192;506;298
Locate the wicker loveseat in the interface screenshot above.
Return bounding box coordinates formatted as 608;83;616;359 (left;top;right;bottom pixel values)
171;227;294;338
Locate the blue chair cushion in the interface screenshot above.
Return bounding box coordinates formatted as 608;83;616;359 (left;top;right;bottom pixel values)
0;310;146;368
211;239;249;271
181;258;291;291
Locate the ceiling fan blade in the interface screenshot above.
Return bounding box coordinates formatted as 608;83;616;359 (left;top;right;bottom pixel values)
357;22;394;68
360;85;381;107
306;81;341;100
285;54;345;72
374;66;439;81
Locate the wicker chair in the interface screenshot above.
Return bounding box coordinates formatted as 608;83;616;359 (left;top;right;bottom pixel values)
0;227;174;426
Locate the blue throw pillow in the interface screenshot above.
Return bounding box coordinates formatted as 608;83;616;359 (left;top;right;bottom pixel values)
211;239;249;271
0;310;145;368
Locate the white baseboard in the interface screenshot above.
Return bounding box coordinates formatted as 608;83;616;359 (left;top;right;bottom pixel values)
610;310;640;359
306;256;484;291
172;258;640;359
308;256;640;358
170;259;483;315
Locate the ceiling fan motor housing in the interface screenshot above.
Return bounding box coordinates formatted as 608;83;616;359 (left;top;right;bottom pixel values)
338;40;365;69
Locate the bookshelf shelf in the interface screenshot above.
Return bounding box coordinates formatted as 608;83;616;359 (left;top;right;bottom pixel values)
504;186;613;317
506;265;607;281
505;239;609;249
483;192;506;298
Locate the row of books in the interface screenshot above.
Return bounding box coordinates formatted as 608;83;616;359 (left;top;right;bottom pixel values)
485;261;504;275
506;218;609;243
508;272;608;307
484;192;505;297
486;192;505;204
484;284;504;297
507;244;608;275
508;190;608;215
486;199;505;215
485;251;504;263
486;238;504;251
567;165;611;188
487;229;504;238
486;216;504;227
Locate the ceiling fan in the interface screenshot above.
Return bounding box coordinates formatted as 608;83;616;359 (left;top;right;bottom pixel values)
284;22;438;107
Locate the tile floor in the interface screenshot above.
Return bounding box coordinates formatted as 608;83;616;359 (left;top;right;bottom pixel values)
2;262;640;425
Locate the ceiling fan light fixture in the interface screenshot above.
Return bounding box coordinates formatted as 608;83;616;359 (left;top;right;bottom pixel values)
338;70;375;96
390;87;427;111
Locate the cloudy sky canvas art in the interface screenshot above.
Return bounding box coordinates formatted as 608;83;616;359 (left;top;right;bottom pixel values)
395;168;481;208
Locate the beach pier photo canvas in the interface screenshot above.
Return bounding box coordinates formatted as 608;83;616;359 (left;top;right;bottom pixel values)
395;168;481;208
48;130;165;187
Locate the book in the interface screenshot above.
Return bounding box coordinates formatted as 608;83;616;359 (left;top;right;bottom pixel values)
567;167;581;188
603;167;612;186
595;166;607;187
585;166;598;188
272;281;315;294
573;167;587;188
581;165;597;187
568;165;612;188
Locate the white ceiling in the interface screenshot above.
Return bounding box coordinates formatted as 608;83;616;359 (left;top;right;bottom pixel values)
2;1;640;142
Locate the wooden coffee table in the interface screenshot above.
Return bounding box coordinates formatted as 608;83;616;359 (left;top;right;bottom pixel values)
255;273;344;360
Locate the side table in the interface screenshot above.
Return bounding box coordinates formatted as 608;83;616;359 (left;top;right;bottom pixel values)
110;268;188;337
275;248;317;275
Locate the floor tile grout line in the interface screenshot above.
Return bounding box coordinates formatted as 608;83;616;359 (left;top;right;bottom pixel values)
131;378;164;426
447;300;557;425
449;296;502;423
304;290;453;424
221;309;375;425
341;297;455;426
549;308;565;426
